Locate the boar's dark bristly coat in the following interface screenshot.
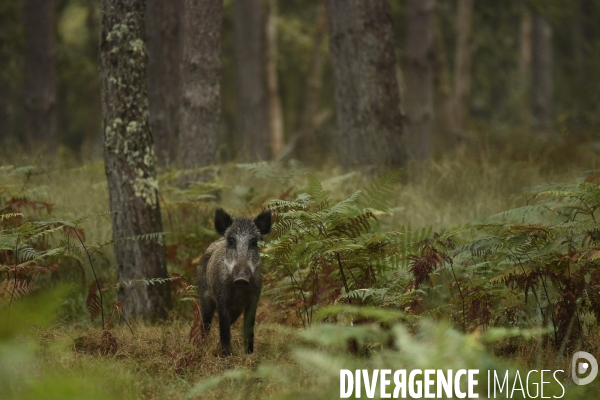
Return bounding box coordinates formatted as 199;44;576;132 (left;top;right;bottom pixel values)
197;208;271;356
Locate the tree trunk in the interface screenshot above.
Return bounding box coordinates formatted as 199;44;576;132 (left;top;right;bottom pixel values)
146;0;183;166
571;0;584;86
326;0;404;169
266;0;284;159
519;12;532;84
278;4;328;163
405;0;434;164
518;11;532;122
100;0;170;321
292;3;328;163
433;15;459;151
531;13;553;134
0;80;7;145
453;0;474;133
234;0;270;161
23;0;57;151
178;0;222;172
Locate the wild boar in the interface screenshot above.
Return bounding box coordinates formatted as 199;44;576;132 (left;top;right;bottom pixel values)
196;208;271;356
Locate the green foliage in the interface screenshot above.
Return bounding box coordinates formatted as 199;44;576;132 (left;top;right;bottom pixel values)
391;171;600;355
0;165;170;329
263;169;422;326
0;286;135;400
187;308;595;400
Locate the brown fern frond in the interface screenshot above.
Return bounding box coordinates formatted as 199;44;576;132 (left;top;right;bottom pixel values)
100;330;118;355
584;173;600;184
0;278;38;301
86;281;102;321
189;306;204;349
172;351;201;375
107;301;125;329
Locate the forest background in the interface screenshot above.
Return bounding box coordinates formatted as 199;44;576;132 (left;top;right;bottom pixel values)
1;0;600;399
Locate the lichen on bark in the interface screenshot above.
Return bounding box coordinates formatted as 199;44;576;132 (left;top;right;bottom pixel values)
99;0;170;321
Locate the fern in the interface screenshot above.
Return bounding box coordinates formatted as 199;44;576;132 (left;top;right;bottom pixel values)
0;278;37;302
358;168;402;214
390;171;600;349
264;172;414;326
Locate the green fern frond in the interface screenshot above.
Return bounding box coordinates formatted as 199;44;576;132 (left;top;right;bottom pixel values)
306;174;328;208
358;168;402;213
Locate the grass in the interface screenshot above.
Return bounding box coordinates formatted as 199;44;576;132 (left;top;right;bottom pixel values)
2;134;600;399
28;321;302;400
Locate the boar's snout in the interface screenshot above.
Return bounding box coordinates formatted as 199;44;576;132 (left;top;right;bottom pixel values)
232;261;251;285
234;276;250;285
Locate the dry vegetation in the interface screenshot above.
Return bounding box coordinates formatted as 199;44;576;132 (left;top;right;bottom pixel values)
2;136;600;399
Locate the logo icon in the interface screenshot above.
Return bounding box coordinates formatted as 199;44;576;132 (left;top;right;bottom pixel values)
571;351;598;385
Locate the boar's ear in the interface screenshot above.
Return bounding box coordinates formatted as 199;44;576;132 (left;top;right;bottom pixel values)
254;209;272;235
214;208;233;235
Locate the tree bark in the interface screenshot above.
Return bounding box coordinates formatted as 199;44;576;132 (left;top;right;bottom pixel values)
234;0;270;161
178;0;222;171
519;12;532;84
453;0;474;133
433;15;459;151
0;79;7;146
531;13;553;134
146;0;183;166
518;11;532;122
405;0;434;163
326;0;404;169
23;0;57;151
292;3;328;163
266;0;284;159
100;0;170;321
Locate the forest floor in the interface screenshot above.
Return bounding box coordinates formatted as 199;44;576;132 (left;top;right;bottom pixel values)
3;134;600;399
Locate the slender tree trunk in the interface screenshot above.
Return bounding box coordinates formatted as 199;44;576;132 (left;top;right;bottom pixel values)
433;15;459;151
297;4;327;158
453;0;474;133
23;0;57;151
234;0;269;161
100;0;170;321
80;0;103;159
531;13;553;134
0;80;7;145
326;0;404;169
571;0;584;90
405;0;434;164
519;11;532;122
146;0;183;166
266;0;284;158
178;0;222;172
519;12;532;83
280;3;328;163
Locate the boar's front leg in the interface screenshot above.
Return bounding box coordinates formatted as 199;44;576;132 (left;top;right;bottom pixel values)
243;298;259;354
200;298;215;336
217;302;232;357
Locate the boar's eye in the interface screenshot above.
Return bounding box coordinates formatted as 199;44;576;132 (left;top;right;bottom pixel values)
249;238;258;248
227;237;236;247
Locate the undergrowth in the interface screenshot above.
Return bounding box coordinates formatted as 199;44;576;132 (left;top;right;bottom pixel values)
1;148;600;399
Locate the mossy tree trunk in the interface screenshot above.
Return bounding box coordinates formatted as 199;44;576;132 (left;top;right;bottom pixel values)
100;0;170;321
405;0;434;164
23;0;56;151
146;0;183;166
178;0;222;171
234;0;270;161
326;0;405;169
